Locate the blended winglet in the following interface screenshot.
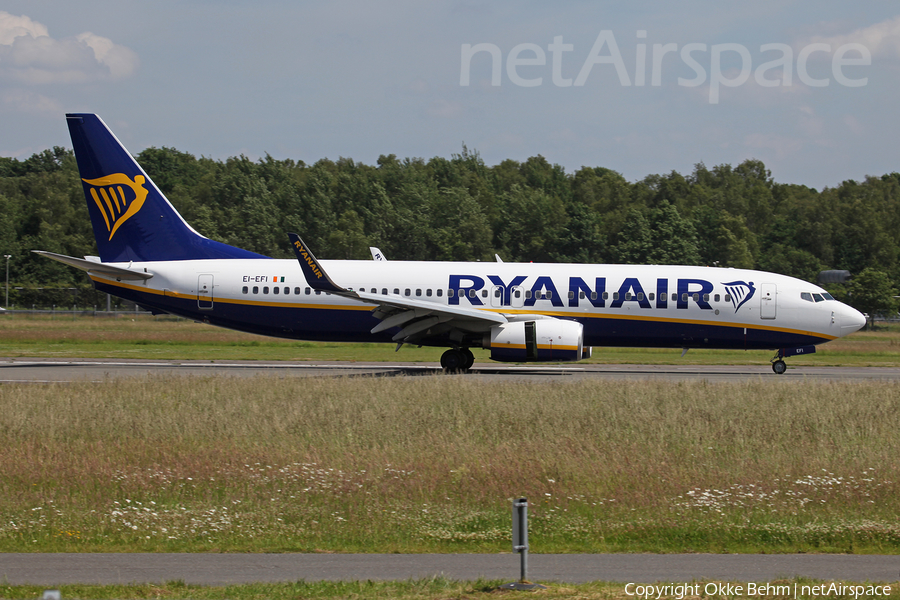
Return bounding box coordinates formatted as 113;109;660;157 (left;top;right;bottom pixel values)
288;233;347;295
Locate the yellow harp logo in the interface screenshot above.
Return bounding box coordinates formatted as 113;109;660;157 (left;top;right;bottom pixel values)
82;173;149;241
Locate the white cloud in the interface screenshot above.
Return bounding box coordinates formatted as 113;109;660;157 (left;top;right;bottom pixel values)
802;15;900;59
0;11;48;44
76;32;139;79
0;11;138;84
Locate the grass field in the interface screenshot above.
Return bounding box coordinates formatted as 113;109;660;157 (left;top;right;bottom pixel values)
2;314;900;570
2;372;900;555
2;312;900;366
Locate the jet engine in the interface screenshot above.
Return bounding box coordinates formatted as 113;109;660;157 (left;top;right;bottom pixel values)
485;319;584;362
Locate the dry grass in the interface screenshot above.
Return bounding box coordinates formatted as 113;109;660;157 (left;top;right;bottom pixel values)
1;375;899;553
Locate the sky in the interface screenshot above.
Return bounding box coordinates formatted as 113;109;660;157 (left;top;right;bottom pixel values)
2;1;899;189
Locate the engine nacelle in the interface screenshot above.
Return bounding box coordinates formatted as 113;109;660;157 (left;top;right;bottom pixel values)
485;319;585;362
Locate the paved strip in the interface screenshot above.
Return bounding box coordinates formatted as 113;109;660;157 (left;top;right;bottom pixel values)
1;554;898;585
2;359;900;383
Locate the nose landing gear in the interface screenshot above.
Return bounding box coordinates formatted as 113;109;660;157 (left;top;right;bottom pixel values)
771;353;787;375
770;345;817;374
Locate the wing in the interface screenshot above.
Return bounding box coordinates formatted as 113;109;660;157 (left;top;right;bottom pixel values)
287;233;506;344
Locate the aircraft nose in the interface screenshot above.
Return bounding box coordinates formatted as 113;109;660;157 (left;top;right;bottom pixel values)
839;303;867;334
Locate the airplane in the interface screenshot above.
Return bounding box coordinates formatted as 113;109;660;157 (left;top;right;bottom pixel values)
36;113;867;374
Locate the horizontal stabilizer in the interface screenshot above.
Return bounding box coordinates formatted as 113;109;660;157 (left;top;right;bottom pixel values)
33;251;153;280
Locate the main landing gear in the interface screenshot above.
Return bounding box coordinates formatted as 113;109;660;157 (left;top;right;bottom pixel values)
440;348;475;372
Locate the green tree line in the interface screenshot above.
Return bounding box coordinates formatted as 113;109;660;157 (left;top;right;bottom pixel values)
1;146;898;313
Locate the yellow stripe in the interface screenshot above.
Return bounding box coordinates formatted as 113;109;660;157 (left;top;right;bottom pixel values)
89;276;834;340
89;277;375;312
490;342;578;351
483;307;836;341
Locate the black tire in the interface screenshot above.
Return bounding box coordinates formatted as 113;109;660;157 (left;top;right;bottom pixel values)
772;360;787;375
440;349;464;371
461;348;475;370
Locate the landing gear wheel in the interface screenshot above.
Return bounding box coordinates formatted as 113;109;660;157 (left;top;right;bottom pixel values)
440;349;465;371
772;360;787;375
461;348;475;370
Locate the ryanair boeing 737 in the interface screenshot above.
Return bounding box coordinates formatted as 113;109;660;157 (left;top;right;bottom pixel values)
37;114;866;373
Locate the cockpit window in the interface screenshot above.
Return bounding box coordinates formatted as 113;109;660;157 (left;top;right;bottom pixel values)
822;292;835;300
812;293;825;302
801;292;813;302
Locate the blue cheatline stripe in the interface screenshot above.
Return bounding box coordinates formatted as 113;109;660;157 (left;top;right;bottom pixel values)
93;279;831;351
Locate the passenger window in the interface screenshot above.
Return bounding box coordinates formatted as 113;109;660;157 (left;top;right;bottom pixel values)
579;291;585;299
448;289;454;297
263;287;269;294
315;290;321;295
724;294;731;303
242;286;248;294
382;288;388;295
495;289;502;298
525;290;532;299
295;287;301;295
273;287;279;295
514;289;521;298
714;294;720;302
682;293;688;302
613;292;619;301
603;292;609;300
649;292;655;301
427;289;432;297
416;289;422;297
253;286;259;294
469;289;477;298
546;291;553;299
393;288;400;295
405;289;411;296
590;292;597;300
672;293;678;301
638;292;644;301
437;289;443;297
801;292;813;302
481;289;488;298
692;293;699;302
625;292;632;301
703;294;709;302
569;291;575;299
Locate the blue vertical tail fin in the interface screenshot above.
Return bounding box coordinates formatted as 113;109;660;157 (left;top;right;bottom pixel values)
66;113;267;262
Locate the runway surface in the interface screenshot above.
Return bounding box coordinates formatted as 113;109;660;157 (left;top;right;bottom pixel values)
1;553;898;585
2;358;900;382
